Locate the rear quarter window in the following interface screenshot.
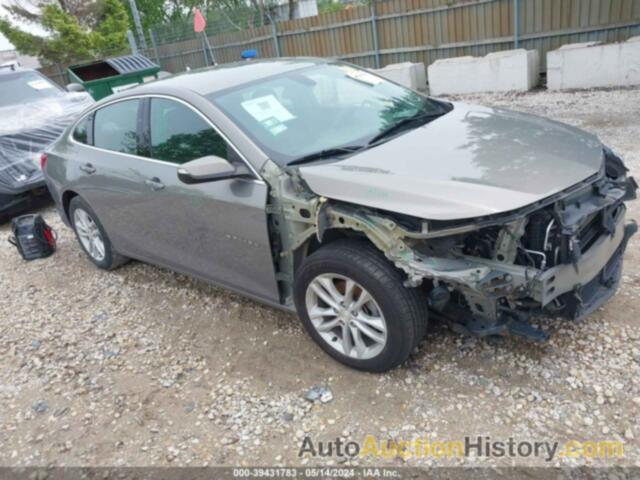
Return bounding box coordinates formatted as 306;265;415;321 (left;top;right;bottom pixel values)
72;114;92;144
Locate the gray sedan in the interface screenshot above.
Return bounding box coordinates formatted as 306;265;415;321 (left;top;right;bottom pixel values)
43;58;637;372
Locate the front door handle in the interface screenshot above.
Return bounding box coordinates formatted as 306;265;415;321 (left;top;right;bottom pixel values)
79;163;96;174
144;177;165;191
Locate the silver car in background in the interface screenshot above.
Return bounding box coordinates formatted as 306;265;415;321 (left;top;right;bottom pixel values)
0;67;93;219
43;58;637;372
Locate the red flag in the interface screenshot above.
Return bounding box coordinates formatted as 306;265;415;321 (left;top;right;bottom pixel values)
193;8;206;33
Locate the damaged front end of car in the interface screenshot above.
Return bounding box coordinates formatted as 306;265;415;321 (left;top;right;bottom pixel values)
262;147;637;342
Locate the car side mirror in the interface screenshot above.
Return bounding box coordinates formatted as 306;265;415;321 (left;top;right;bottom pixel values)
66;83;85;93
177;155;250;184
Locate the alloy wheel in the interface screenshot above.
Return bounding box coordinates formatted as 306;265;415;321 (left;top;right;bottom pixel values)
305;273;388;360
73;208;106;262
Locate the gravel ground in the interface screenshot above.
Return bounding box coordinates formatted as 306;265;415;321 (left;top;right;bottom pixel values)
0;87;639;469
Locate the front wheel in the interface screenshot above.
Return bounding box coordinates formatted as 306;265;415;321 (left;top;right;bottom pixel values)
293;240;428;372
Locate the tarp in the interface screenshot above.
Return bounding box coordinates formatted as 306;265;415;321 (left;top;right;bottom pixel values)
0;93;93;195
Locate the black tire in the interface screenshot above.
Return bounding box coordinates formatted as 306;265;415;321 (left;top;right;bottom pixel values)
293;239;428;372
69;196;128;270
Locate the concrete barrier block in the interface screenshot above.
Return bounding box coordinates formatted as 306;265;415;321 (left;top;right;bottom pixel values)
372;62;427;90
427;49;540;95
547;38;640;90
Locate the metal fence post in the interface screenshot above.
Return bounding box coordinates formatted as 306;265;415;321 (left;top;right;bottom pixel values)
128;0;148;50
272;20;281;57
127;29;139;55
149;28;161;66
264;11;281;58
55;63;66;87
202;33;217;66
200;34;210;66
370;1;381;69
513;0;520;48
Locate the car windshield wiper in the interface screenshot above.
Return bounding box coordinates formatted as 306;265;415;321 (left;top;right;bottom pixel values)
288;146;364;167
367;109;447;146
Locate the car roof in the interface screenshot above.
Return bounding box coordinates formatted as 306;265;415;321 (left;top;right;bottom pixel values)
131;57;329;97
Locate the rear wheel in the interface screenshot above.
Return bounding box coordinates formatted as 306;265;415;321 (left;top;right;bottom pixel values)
294;240;428;372
69;196;128;270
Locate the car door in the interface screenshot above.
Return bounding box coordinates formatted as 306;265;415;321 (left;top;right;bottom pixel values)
70;98;154;256
125;96;280;302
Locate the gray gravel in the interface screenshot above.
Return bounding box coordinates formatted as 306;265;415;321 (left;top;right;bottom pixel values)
0;86;639;468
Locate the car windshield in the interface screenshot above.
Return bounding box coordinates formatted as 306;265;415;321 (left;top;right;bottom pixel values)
209;63;450;165
0;71;63;107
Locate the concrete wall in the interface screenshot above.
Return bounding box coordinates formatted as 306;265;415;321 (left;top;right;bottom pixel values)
427;49;540;95
372;62;427;91
547;37;640;90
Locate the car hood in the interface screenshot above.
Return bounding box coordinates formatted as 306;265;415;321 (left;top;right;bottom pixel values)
298;102;604;221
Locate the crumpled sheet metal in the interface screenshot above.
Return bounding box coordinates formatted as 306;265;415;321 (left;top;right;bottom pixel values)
0;93;93;194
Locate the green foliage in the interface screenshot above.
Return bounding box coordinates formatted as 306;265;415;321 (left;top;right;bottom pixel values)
130;0;275;43
317;0;346;14
119;0;251;34
92;0;131;53
119;0;166;34
0;0;130;65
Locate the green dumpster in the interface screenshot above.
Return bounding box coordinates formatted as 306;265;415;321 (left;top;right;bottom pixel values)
67;54;160;101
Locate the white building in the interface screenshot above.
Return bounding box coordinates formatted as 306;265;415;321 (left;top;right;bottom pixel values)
0;48;41;69
271;0;318;21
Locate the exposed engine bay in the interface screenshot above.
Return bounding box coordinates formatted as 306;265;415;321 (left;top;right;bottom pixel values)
262;147;637;341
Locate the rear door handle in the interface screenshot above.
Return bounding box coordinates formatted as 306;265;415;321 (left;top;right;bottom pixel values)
144;177;165;191
79;163;96;174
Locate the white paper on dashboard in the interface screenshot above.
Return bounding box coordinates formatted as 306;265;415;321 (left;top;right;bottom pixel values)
241;95;295;123
28;80;54;90
339;65;383;85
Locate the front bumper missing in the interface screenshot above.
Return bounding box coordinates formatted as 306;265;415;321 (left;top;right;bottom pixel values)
535;210;633;307
291;163;635;342
558;220;636;319
427;208;636;341
433;302;551;342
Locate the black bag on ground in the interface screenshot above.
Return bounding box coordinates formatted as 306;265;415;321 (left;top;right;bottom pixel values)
8;214;57;261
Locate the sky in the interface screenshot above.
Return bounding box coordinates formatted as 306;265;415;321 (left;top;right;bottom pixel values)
0;35;11;50
0;0;16;50
0;0;46;51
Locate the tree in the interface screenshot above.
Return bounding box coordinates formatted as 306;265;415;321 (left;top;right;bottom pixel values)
119;0;165;33
91;0;130;53
4;0;98;26
125;0;267;38
0;0;130;65
317;0;345;14
287;0;295;20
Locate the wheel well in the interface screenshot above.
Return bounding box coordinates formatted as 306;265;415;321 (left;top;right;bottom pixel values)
62;190;79;223
293;228;373;274
292;228;431;297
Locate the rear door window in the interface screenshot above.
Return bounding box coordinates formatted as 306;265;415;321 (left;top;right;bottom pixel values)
148;98;233;165
93;99;140;155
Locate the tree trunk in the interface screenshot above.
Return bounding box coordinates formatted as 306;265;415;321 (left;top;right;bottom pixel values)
258;0;265;27
288;0;295;20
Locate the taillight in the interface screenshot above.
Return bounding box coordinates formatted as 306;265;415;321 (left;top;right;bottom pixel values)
40;153;47;169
